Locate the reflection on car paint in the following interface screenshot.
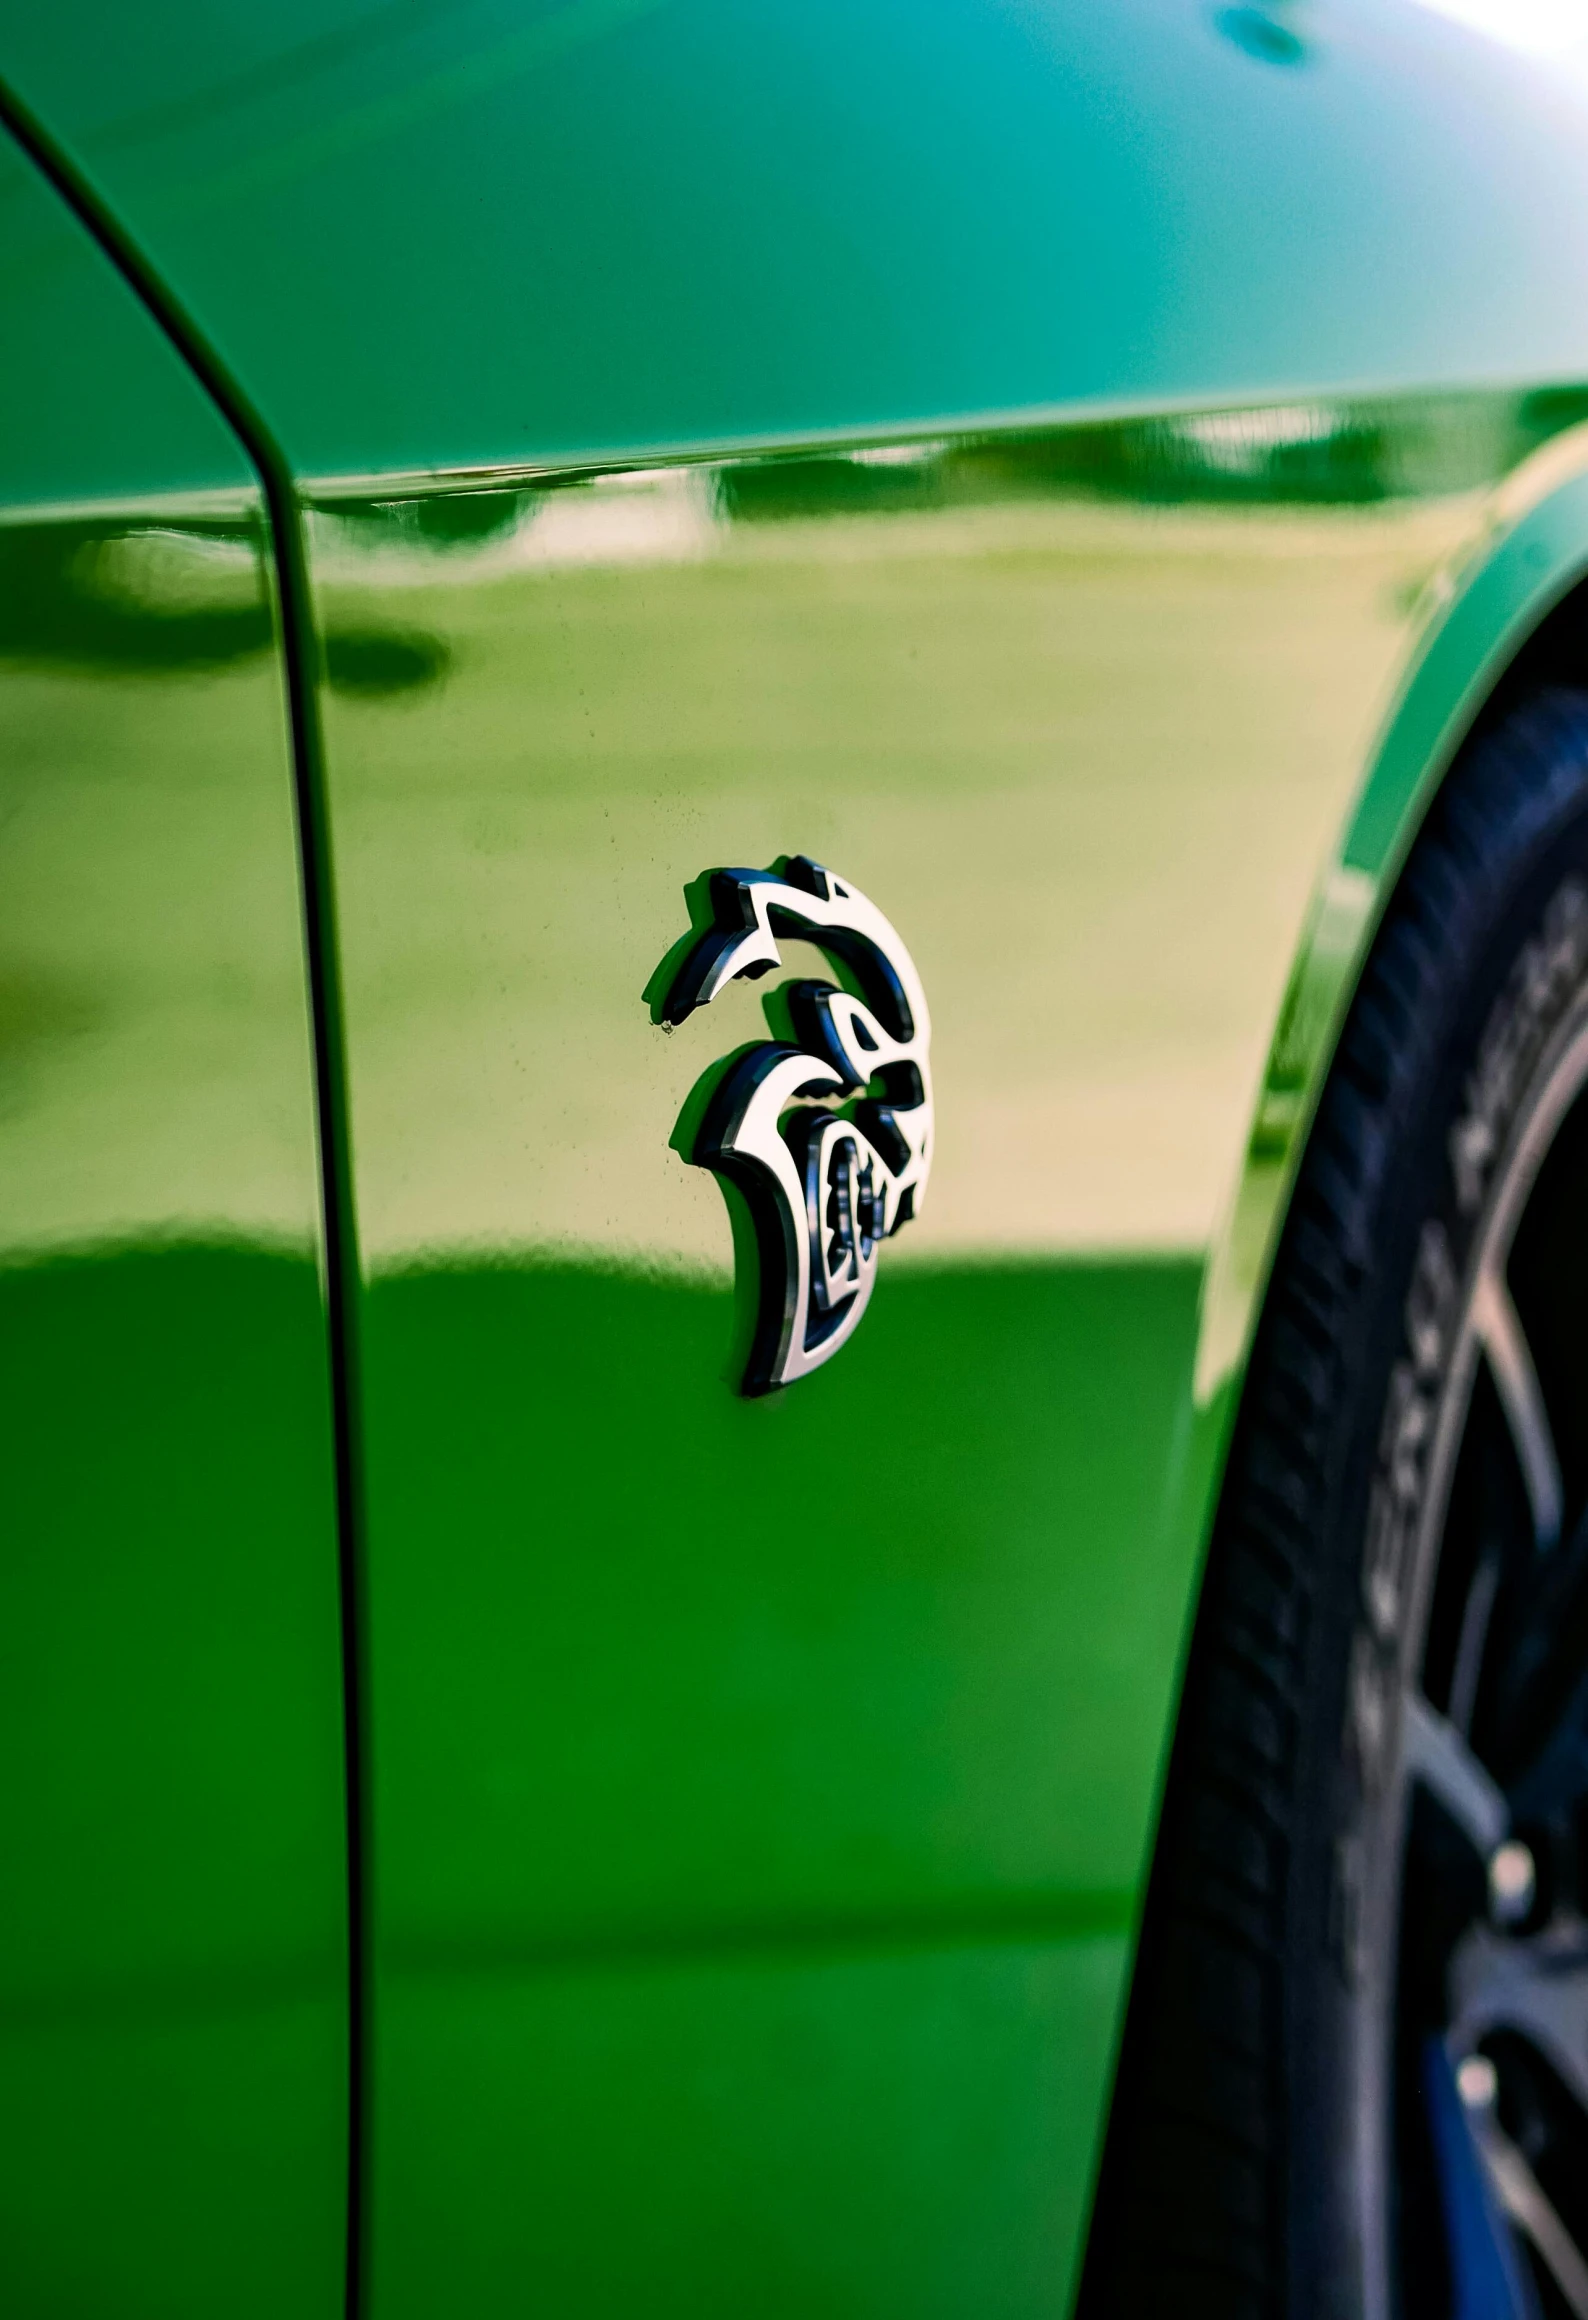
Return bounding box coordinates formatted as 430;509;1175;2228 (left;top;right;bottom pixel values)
302;387;1588;2309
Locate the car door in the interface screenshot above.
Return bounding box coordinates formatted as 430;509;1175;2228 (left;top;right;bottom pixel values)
0;125;347;2318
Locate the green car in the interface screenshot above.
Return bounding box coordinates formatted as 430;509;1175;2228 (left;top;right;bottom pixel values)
8;2;1588;2312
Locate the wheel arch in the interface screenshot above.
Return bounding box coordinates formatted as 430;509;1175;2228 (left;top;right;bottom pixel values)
1080;425;1588;2318
1198;426;1588;1430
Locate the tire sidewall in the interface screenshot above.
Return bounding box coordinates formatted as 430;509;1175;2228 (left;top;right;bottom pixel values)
1286;698;1588;2319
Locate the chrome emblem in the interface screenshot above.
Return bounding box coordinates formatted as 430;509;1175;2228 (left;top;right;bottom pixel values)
647;856;933;1395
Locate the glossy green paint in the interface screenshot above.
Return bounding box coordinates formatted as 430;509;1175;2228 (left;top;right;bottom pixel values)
364;1260;1192;2313
0;119;241;508
7;2;1588;479
0;128;345;2318
10;4;1588;2314
295;395;1584;2313
1201;423;1588;1412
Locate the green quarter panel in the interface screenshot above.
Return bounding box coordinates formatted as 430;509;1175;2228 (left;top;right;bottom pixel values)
0;130;346;2318
300;406;1578;2315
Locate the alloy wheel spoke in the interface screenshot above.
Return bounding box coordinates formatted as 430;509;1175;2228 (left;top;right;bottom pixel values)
1450;1928;1588;2120
1472;1264;1564;1552
1448;1548;1504;1739
1423;2041;1537;2320
1404;1690;1510;1854
1474;2102;1588;2318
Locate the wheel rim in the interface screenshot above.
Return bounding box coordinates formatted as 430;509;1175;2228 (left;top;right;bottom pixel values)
1360;993;1588;2317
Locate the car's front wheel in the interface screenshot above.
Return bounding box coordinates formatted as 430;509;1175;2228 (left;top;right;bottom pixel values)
1085;689;1588;2318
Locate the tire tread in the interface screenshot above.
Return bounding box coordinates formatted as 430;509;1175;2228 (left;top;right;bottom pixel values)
1079;690;1588;2315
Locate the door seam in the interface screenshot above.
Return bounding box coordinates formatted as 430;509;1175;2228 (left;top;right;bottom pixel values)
0;76;372;2320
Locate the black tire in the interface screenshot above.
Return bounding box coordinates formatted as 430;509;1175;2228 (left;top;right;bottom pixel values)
1081;688;1588;2318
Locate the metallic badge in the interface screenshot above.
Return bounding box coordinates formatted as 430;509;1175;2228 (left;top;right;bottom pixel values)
646;856;933;1395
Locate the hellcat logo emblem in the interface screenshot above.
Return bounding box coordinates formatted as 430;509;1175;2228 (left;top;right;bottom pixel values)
646;857;933;1395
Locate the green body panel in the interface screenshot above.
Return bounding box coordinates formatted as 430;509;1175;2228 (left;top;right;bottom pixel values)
1202;424;1588;1410
6;3;1588;476
383;1936;1126;2318
9;4;1588;2313
0;118;242;508
0;129;346;2318
301;400;1583;2312
363;1260;1190;2312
